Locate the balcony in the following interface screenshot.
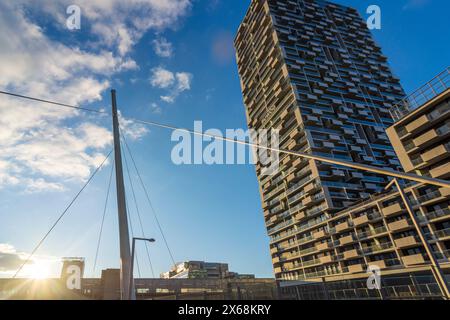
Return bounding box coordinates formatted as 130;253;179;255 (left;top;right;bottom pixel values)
401;254;426;266
274;267;282;274
315;242;332;252
302;258;321;267
353;215;369;226
421;144;450;164
439;187;450;198
388;219;413;232
287;175;314;195
267;218;294;236
299;246;317;256
343;249;360;260
424;208;450;220
362;243;394;254
319;255;334;264
411;156;424;167
335;221;353;233
347;264;365;273
430;163;450;179
416;190;442;203
368;258;401;269
356;226;388;240
433;228;450;239
382;203;404;217
405;115;429;133
368;260;386;269
434;250;450;261
413;129;439;148
404;140;416;152
436;124;450;136
394;236;421;248
294;211;306;221
312;229;328;240
339;235;355;246
298;234;314;245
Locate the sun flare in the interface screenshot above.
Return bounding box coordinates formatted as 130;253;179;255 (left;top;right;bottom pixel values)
29;260;52;279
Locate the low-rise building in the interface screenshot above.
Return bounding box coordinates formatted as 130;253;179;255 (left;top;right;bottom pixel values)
160;261;255;280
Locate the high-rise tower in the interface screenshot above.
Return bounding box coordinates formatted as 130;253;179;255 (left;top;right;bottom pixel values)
234;0;405;281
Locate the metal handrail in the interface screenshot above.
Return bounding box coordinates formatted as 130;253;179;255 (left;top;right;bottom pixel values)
390;67;450;121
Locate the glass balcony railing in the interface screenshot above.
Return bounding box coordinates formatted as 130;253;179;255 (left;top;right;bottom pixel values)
298;214;328;233
433;228;450;238
297;234;314;245
416;190;442;203
267;218;294;235
287;175;315;195
362;242;394;254
431;208;450;219
404;141;416;152
436;124;450;136
411;156;423;167
356;226;388;240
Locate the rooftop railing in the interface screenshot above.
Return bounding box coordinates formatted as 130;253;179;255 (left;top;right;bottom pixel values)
390;67;450;121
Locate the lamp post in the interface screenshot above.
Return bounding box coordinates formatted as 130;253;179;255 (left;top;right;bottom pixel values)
129;237;156;299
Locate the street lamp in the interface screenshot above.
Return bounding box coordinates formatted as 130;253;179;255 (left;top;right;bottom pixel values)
130;237;155;299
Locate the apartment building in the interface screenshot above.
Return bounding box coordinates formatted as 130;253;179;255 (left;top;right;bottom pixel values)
386;68;450;180
234;0;405;282
279;70;450;299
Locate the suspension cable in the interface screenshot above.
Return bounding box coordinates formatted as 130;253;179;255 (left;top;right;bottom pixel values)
129;118;450;189
2;88;448;188
13;150;113;278
126;193;142;279
122;141;155;278
0;90;108;115
92;159;115;277
122;136;177;266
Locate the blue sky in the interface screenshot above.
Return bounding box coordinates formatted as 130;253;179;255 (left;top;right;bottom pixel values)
0;0;448;279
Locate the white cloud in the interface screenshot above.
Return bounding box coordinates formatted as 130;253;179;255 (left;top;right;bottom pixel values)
161;95;176;103
118;111;150;141
0;244;60;278
150;67;176;88
0;0;190;192
32;0;192;57
0;161;20;187
176;72;192;91
5;123;112;182
150;67;192;103
25;179;65;193
0;244;27;272
162;71;193;103
150;103;162;114
153;37;173;58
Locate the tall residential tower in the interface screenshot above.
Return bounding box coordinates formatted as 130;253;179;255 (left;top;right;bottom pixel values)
234;0;405;281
